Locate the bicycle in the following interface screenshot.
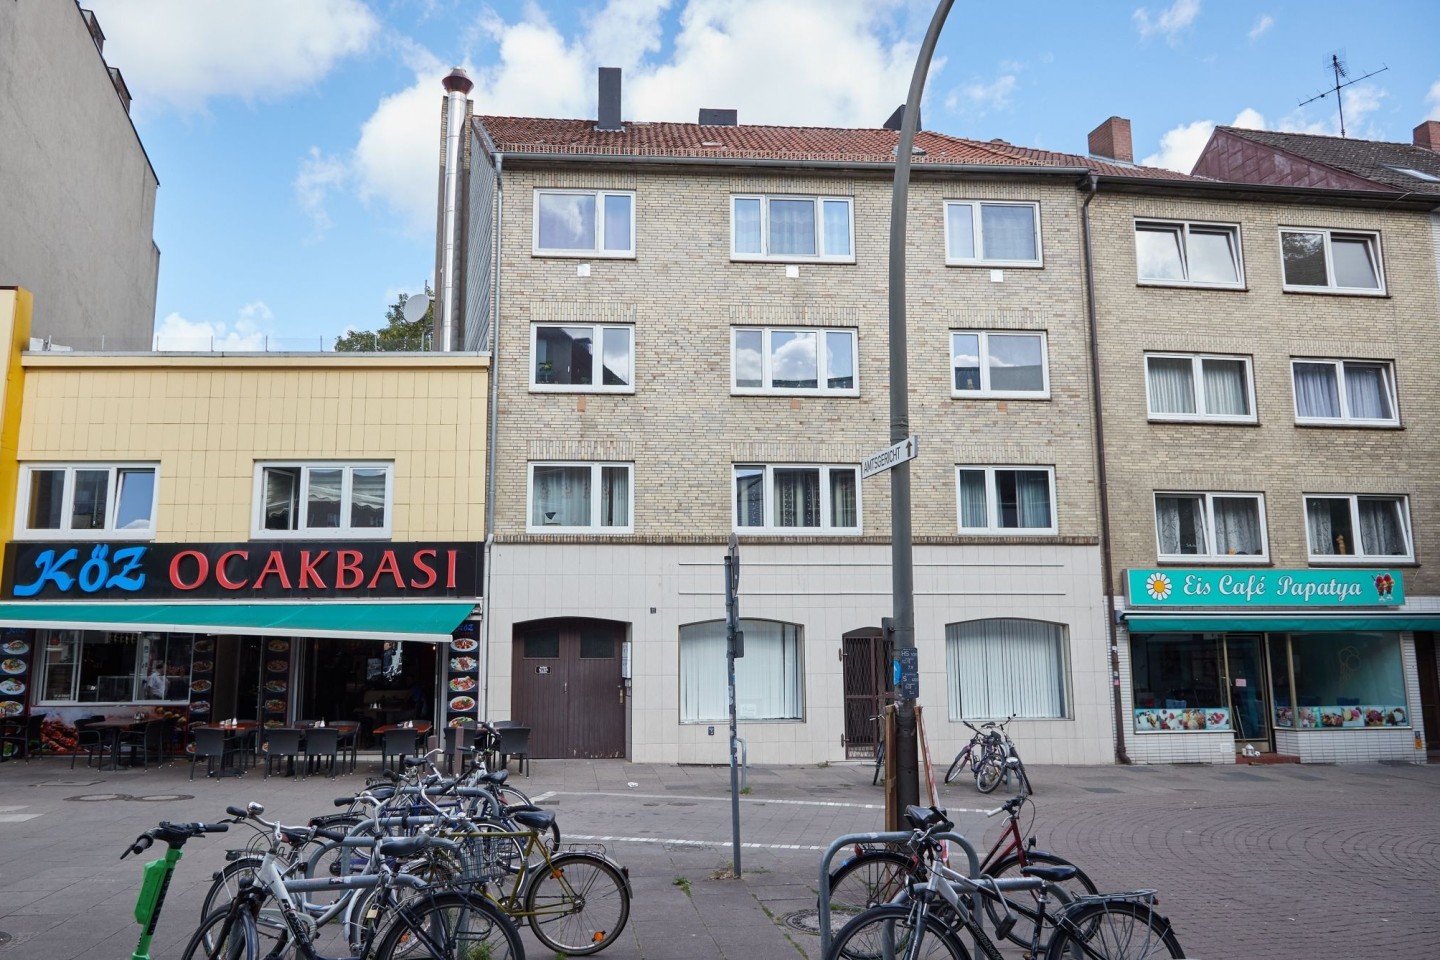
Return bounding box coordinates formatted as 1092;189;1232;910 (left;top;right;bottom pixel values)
942;721;990;785
973;716;1032;795
870;714;886;786
826;806;1185;960
122;817;231;960
826;782;1095;949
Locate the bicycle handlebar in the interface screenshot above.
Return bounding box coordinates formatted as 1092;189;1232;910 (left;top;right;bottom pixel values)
121;820;230;859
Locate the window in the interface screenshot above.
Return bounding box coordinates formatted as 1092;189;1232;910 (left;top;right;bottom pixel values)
1291;359;1398;425
533;189;635;257
36;629;193;703
528;462;633;533
944;201;1041;266
531;324;633;391
1134;220;1242;287
17;463;157;538
254;463;392;538
1305;495;1412;562
1154;492;1267;560
680;619;802;721
1145;353;1255;421
951;331;1048;397
1130;633;1229;732
733;464;859;534
732;328;857;395
1269;632;1407;730
956;467;1056;534
1280;228;1383;293
731;195;853;262
947;619;1068;719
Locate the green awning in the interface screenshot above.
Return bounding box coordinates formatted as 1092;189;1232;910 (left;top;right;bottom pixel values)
0;601;476;643
1121;611;1440;633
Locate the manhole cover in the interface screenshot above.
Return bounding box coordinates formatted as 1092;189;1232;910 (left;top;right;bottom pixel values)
781;910;822;935
65;793;131;802
131;794;195;802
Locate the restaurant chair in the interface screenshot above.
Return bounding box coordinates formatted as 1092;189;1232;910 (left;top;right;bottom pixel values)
496;725;531;777
122;719;168;770
334;722;359;774
304;727;341;779
190;727;236;780
262;728;305;779
71;715;107;769
442;725;477;774
381;727;419;774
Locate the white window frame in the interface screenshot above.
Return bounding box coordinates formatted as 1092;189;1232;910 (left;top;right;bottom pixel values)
955;466;1058;535
1144;352;1257;423
1278;227;1385;295
1290;358;1400;427
729;194;855;263
532;189;636;258
15;463;159;540
526;461;635;534
943;200;1043;267
679;618;804;722
529;323;635;393
730;327;859;396
951;330;1050;399
1303;494;1414;563
1153;491;1269;562
251;462;394;539
1134;219;1244;288
732;464;862;535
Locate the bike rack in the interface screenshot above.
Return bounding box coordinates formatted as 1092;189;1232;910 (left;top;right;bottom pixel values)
816;830;981;957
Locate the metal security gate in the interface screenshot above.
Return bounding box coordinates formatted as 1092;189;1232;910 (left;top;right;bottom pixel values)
512;619;625;759
841;628;893;759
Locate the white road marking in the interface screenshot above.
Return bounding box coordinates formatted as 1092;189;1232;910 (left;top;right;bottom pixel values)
0;805;42;823
566;833;830;852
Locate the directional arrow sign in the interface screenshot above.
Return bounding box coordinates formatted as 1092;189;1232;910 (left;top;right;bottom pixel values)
861;435;918;479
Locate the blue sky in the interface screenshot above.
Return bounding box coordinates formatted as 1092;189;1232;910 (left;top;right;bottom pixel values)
83;0;1440;350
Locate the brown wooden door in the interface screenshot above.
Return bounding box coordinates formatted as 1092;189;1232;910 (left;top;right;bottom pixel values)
1417;633;1440;754
512;620;625;759
842;629;893;759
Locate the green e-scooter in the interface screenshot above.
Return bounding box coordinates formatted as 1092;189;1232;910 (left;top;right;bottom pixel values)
122;817;231;960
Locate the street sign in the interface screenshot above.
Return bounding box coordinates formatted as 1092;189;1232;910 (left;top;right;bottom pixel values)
862;436;918;479
895;647;919;700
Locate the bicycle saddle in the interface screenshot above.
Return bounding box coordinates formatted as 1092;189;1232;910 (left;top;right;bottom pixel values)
1022;864;1078;883
478;770;509;785
376;835;459;858
510;809;557;833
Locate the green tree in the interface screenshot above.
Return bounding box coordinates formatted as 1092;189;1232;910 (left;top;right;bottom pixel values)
334;286;433;351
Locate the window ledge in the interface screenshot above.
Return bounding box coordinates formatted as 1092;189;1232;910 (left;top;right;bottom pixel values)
1308;557;1416;567
946;260;1044;269
1147;416;1259;426
530;386;636;395
532;250;636;260
729;256;856;266
732;390;861;398
1280;286;1388;298
953;392;1051;401
1136;281;1248;292
1156;556;1271;565
1294;420;1403;430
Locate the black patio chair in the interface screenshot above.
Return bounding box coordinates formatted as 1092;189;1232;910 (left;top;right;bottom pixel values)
380;727;419;774
303;727;340;779
262;728;305;780
71;714;107;769
496;725;531;777
190;727;238;780
122;718;169;770
442;725;477;773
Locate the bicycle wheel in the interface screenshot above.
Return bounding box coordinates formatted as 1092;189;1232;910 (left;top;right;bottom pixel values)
872;741;885;785
1044;899;1184;960
524;852;631;955
982;853;1098;948
827;904;971;960
180;906;259;960
943;747;972;785
1014;757;1035;794
974;756;1004;793
825;850;919;924
198;860;289;955
375;891;523;960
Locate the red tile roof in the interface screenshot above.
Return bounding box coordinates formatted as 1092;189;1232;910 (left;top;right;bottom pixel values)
478;116;1198;180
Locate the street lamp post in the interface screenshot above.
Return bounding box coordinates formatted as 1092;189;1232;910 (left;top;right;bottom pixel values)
887;0;956;817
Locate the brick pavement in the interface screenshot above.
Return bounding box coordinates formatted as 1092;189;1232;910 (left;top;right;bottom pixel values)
0;755;1436;958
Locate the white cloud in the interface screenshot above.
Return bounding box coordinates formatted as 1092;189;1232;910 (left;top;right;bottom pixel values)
1133;0;1200;44
1141;108;1263;172
1281;83;1386;137
1428;80;1440;119
1248;14;1274;41
84;0;379;114
295;148;349;239
950;74;1018;114
154;302;272;351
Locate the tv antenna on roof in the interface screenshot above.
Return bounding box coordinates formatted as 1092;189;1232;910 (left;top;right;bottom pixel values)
1297;52;1388;138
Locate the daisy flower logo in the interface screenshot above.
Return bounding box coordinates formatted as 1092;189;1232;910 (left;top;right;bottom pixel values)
1144;572;1172;601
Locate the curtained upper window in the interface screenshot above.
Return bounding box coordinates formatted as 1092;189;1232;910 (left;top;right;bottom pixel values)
731;195;853;262
957;467;1056;535
1154;492;1267;560
254;463;391;539
733;464;859;534
1145;353;1254;422
944;201;1042;266
1304;494;1412;562
1291;359;1398;426
528;462;633;533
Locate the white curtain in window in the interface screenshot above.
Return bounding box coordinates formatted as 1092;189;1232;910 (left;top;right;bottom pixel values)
830;471;857;527
1306;499;1337;555
733;199;762;254
1016;471;1052;528
946;619;1065;719
1294;363;1341;418
1358;499;1405;555
1147;358;1195;414
1201;360;1248;416
774;469;819;527
1344;364;1391;419
822;200;850;256
600;467;629;527
980;205;1037;261
680;620;801;721
1156;496;1204;554
532;466;590;526
958;471;987;528
768;200;816;256
1213;497;1262;554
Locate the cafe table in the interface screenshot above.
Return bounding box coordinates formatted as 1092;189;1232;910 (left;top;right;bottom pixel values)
87;717;142;770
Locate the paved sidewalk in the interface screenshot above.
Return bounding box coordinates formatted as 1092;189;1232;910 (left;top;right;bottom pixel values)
0;755;1437;959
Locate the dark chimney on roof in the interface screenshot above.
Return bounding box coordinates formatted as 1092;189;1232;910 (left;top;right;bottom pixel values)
1088;116;1133;163
1415;120;1440;152
883;104;921;132
597;67;622;132
699;108;738;126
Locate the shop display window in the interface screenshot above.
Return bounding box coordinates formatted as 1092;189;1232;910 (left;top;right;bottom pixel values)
36;629;193;703
1130;633;1231;732
1271;632;1407;729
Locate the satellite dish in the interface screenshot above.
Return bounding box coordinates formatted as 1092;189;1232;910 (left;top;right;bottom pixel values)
401;294;432;324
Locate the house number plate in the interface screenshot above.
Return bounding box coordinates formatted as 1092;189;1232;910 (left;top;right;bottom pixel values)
536;665;551;674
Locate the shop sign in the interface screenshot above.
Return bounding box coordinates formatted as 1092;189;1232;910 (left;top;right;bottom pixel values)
1126;568;1402;608
2;541;483;601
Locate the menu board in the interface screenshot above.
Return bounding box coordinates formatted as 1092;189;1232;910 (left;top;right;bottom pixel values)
261;638;293;728
1134;706;1231;733
0;629;34;750
188;637;216;721
446;621;480;727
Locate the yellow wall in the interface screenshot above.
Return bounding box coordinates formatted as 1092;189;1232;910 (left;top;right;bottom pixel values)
16;352;489;541
0;288;34;552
